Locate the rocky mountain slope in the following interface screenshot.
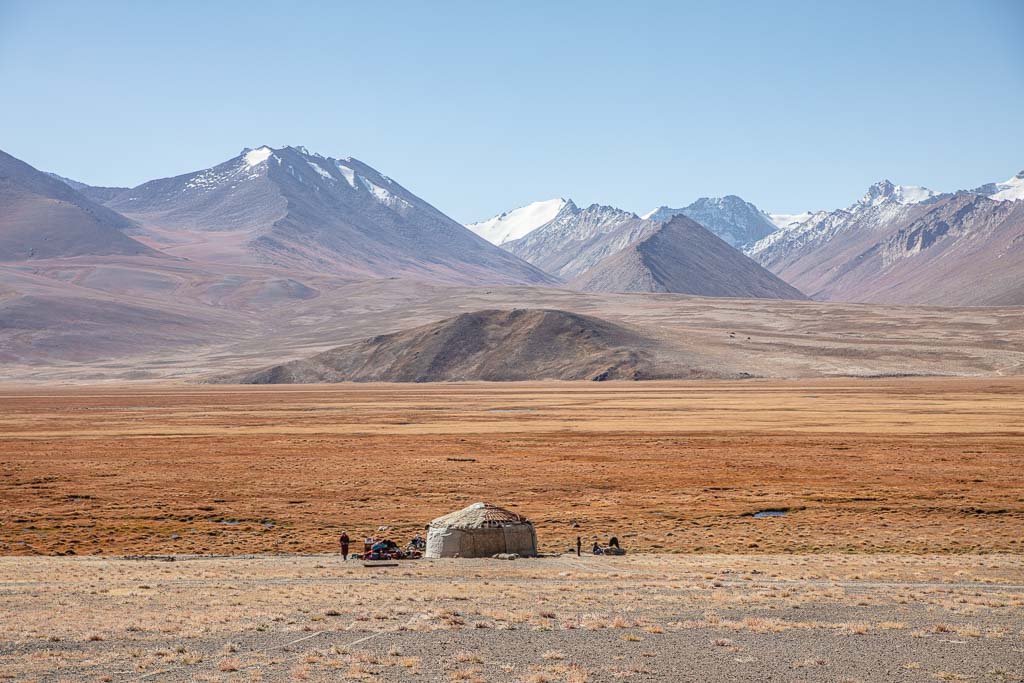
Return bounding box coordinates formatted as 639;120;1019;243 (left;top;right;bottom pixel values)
489;194;781;272
476;197;804;299
502;201;648;278
568;216;807;299
0;150;156;261
643;195;777;248
216;308;695;383
749;178;1024;305
777;193;1022;305
749;180;938;267
103;146;555;285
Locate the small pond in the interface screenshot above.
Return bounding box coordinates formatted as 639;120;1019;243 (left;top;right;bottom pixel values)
753;510;787;518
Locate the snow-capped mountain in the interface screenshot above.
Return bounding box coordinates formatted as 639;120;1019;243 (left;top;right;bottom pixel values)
767;211;815;230
104;146;555;285
749;179;939;266
501;201;646;279
489;197;804;300
851;179;937;210
755;180;938;251
466;198;567;245
750;180;940;258
973;170;1024;203
749;177;1024;305
641;195;777;248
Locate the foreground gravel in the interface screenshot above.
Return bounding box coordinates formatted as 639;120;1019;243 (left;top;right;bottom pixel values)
1;553;1022;682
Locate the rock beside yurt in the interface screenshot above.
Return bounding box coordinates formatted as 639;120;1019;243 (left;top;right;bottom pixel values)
425;503;538;559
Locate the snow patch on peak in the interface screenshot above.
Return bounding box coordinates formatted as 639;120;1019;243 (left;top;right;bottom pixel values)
989;171;1024;202
640;207;663;220
467;198;568;245
334;162;357;188
855;180;936;210
358;175;411;209
892;184;936;205
642;196;776;248
307;160;334;182
768;211;815;230
244;147;273;168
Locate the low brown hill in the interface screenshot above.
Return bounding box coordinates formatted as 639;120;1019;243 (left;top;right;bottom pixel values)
569;215;806;299
0;150;156;261
216;308;701;383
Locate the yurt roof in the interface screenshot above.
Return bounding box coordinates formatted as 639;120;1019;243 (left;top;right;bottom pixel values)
429;502;531;529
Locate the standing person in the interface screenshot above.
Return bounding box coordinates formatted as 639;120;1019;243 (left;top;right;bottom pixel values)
339;531;350;561
576;536;582;557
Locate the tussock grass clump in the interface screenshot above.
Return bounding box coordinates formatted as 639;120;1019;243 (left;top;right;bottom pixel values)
218;657;240;672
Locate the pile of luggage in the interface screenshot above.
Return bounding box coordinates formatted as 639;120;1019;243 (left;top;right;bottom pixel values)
353;534;425;561
592;536;626;556
595;545;626;556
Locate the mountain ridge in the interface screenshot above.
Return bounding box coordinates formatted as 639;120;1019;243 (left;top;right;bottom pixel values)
643;195;778;248
101;145;556;285
568;215;807;299
502;201;645;279
0;149;158;262
749;178;1024;305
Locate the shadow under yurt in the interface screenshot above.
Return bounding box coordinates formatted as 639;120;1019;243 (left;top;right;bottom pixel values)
425;502;538;558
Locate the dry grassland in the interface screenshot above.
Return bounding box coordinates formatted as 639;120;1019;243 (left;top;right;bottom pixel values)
1;378;1022;556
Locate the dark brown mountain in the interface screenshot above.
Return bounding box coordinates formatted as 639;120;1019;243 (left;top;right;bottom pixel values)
104;146;556;285
0;150;156;261
214;308;706;383
568;215;806;299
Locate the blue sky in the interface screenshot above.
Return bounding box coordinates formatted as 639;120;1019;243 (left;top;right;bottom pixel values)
1;0;1022;222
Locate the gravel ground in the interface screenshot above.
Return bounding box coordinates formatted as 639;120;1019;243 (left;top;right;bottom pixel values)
1;553;1022;682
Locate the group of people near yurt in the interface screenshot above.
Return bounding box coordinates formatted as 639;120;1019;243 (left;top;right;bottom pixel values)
338;502;624;560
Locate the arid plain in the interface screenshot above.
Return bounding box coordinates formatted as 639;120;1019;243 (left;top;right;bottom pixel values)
2;378;1023;681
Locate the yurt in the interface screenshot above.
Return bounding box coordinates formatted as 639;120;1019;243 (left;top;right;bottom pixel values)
425;502;538;558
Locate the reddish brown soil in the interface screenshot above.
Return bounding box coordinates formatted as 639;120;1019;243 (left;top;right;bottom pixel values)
1;379;1021;556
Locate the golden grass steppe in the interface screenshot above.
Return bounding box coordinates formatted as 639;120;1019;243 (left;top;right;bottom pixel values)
1;378;1022;557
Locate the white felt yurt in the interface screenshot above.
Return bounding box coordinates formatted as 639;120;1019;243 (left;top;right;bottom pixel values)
425;502;537;558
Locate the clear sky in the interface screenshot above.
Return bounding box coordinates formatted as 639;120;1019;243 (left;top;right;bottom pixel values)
2;0;1022;222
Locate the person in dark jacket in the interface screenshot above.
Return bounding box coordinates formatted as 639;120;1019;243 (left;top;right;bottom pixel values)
339;531;350;560
609;536;619;549
576;536;582;557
